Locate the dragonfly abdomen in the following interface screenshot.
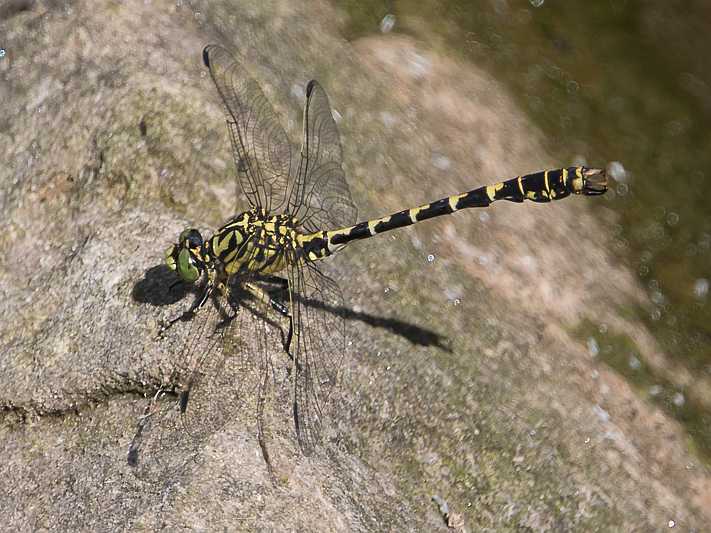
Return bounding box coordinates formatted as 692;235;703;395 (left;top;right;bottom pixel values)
302;167;606;259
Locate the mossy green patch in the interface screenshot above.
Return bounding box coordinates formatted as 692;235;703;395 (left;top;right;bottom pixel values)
576;319;711;465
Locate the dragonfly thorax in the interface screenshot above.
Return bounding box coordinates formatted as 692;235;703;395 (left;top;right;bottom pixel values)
165;210;305;285
203;209;301;277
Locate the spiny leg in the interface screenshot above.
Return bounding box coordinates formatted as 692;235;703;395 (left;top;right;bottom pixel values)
162;274;215;332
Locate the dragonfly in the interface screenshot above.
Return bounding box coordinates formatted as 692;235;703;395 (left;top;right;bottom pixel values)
134;45;607;471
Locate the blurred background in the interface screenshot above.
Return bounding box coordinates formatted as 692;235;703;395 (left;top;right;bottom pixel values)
338;0;711;462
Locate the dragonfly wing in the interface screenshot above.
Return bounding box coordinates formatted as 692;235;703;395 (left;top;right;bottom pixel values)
287;259;347;451
203;45;293;213
128;286;261;479
288;80;358;232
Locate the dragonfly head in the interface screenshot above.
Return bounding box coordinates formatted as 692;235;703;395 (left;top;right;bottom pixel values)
165;228;205;284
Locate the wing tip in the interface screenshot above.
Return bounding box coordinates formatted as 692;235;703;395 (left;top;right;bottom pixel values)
305;80;317;98
202;45;212;68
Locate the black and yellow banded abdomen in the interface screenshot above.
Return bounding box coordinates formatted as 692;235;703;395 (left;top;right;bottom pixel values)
296;167;607;260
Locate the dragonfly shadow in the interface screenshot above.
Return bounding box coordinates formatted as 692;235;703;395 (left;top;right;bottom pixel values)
131;264;196;307
253;276;450;352
348;306;451;352
131;266;450;353
298;295;452;353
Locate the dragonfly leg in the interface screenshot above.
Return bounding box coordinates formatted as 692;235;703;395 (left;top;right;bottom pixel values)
283;314;293;355
215;279;240;319
161;280;214;333
261;276;292;351
257;275;292;351
261;274;289;288
244;281;295;360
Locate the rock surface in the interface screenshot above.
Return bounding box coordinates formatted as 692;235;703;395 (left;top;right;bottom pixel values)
1;0;708;530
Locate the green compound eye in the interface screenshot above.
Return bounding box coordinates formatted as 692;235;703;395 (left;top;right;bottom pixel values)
177;248;200;283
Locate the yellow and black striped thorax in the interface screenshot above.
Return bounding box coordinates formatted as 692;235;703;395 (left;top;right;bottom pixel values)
205;209;301;276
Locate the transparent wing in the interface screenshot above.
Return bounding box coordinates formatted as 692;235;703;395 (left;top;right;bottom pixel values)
287;80;358;232
287;259;347;450
176;297;259;443
128;282;268;480
203;45;293;213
